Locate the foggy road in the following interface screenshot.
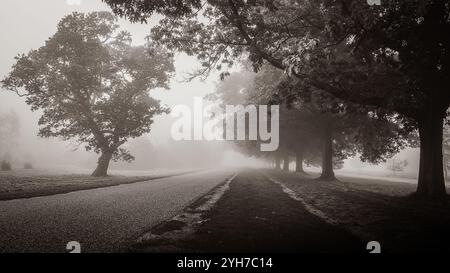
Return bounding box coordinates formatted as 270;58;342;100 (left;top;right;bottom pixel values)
0;169;236;253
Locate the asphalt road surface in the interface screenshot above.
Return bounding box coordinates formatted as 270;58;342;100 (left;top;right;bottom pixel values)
0;169;236;253
140;170;363;253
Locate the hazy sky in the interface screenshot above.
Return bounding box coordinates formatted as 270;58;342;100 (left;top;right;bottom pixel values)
0;0;419;175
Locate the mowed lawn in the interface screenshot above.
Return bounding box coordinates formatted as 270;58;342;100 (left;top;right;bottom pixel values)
0;168;194;201
269;170;450;253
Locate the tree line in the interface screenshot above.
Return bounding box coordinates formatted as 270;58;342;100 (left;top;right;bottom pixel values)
213;64;416;180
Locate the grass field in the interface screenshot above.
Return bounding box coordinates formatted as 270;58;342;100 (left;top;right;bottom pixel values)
269;170;450;252
0;168;195;200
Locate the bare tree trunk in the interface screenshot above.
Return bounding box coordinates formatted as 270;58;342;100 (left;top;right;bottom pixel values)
92;151;113;177
295;149;305;173
416;106;446;197
444;158;448;180
444;153;448;180
392;158;396;176
283;154;290;171
319;125;336;181
445;163;448;180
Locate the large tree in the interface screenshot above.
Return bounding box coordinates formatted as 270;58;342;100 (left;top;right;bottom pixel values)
103;0;450;196
2;12;174;176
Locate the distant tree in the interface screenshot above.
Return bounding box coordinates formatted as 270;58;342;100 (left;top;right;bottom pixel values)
1;160;11;171
387;158;409;176
2;12;174;176
0;110;20;165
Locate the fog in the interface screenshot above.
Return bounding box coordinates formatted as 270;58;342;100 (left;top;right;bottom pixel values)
0;0;420;178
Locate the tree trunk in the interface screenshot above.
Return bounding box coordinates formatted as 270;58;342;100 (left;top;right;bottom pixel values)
444;155;448;180
92;151;113;177
296;150;305;173
319;125;336;181
444;163;448;180
392;158;396;176
283;154;290;171
275;155;281;170
416;107;447;197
